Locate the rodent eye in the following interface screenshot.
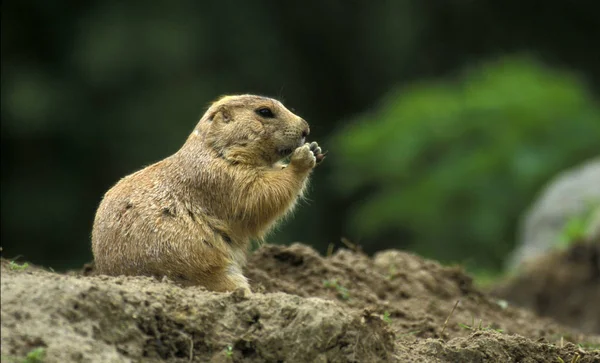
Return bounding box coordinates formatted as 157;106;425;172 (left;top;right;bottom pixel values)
256;107;274;118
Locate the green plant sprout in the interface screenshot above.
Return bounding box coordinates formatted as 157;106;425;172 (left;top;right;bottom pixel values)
386;264;397;280
322;279;350;300
458;316;503;333
382;311;392;324
9;261;29;271
576;342;600;351
24;347;45;363
557;203;599;248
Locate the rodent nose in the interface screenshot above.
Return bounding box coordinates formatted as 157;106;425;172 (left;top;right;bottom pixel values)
300;118;310;138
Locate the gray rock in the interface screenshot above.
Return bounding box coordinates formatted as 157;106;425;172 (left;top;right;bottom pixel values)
509;157;600;270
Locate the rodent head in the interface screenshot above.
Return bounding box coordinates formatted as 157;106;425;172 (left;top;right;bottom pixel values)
188;95;310;166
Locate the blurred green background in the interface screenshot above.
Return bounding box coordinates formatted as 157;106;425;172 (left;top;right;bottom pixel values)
2;1;599;276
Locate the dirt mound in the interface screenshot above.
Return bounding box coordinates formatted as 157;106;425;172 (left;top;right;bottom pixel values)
2;244;600;362
492;237;600;334
247;244;596;341
0;261;393;362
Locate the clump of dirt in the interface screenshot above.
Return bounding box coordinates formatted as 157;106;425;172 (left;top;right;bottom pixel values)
398;330;595;362
491;237;600;334
2;243;599;363
246;244;599;343
0;260;393;362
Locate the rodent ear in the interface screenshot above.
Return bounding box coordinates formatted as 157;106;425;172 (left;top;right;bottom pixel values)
208;106;232;124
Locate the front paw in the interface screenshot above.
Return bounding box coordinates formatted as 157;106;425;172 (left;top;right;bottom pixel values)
290;143;316;171
308;141;326;165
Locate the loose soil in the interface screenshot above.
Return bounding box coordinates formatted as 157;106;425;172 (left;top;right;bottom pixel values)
2;242;599;362
491;237;600;335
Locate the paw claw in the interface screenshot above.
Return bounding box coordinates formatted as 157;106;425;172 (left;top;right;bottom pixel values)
309;142;325;165
291;141;326;170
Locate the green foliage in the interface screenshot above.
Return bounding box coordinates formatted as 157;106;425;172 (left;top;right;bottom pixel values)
9;261;29;271
577;342;600;351
557;204;599;248
332;57;600;272
23;348;45;363
558;215;589;247
0;347;46;363
386;264;398;280
225;345;233;359
382;311;392;324
322;279;350;300
471;269;505;289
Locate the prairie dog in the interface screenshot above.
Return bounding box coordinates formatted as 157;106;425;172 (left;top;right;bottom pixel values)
91;95;324;292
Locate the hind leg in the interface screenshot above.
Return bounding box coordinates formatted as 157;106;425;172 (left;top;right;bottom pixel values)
196;263;250;293
224;263;251;294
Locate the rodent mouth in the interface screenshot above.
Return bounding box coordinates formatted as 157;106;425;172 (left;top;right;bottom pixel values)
278;137;305;157
277;147;294;157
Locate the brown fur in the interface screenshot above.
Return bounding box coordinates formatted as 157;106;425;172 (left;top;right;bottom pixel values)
91;95;323;293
